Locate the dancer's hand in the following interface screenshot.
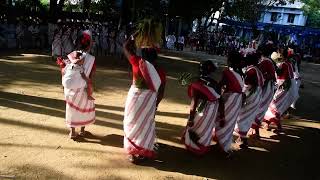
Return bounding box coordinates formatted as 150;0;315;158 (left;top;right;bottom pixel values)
242;93;246;106
187;120;194;127
56;57;65;67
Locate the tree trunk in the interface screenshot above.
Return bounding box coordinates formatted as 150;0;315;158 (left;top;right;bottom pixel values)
7;0;12;6
49;0;57;22
57;0;65;12
7;0;13;23
83;0;92;15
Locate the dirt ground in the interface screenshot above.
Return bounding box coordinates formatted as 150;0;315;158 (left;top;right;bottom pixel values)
0;50;319;180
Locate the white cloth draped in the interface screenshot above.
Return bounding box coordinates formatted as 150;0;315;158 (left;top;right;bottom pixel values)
183;85;220;154
123;86;158;158
215;68;244;152
255;81;275;125
123;61;161;158
64;53;95;128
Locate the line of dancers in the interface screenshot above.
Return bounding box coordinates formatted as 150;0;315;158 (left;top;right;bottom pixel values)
182;44;301;157
121;25;301;162
51;19;126;60
57;18;301;164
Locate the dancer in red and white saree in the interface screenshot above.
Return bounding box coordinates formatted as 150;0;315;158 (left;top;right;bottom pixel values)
182;61;222;155
62;26;74;56
123;38;163;163
215;51;244;154
264;50;294;132
252;47;276;136
52;28;62;58
288;49;301;110
236;54;264;148
59;30;96;139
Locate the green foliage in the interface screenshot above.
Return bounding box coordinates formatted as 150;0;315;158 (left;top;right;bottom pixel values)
135;18;163;48
178;72;196;86
63;3;82;12
227;0;293;23
40;0;49;6
301;0;320;28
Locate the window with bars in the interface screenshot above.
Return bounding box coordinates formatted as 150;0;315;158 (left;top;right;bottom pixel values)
270;12;278;22
287;14;295;23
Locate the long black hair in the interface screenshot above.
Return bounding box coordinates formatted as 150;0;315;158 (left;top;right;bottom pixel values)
75;31;91;51
245;53;259;66
199;60;219;92
227;50;244;77
141;48;158;63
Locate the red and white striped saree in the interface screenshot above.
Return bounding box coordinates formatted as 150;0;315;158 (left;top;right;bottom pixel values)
264;62;294;124
123;60;161;158
290;62;300;109
236;66;264;137
64;52;95;128
253;58;276;128
254;80;275;127
52;29;62;57
62;28;74;56
183;82;220;155
215;68;244;152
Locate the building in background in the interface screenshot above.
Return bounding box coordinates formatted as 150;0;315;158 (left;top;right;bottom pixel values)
260;1;307;27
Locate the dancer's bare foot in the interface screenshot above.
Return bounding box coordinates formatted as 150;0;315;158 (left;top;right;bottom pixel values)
128;155;148;164
253;127;261;139
78;126;86;137
274;128;285;135
88;96;95;100
69;128;77;140
262;121;271;131
239;137;249;149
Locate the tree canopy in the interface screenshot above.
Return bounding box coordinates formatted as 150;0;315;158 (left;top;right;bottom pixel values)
4;0;318;30
301;0;320;28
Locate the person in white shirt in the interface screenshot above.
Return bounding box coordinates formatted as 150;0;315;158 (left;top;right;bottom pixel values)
177;35;184;51
16;21;24;49
166;34;176;50
28;23;39;48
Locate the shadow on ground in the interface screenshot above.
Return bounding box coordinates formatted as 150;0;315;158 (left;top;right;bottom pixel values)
0;91;185;145
1;51;320;179
73;126;320;180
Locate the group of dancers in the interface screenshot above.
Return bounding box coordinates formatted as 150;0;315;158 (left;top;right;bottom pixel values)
182;43;301;156
51;19;126;60
56;19;301;164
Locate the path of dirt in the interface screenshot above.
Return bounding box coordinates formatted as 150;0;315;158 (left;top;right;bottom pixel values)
0;50;319;180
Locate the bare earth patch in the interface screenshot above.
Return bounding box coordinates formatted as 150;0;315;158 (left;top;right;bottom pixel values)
0;51;319;180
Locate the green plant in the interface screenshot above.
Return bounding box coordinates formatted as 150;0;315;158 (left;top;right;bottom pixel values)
134;18;162;48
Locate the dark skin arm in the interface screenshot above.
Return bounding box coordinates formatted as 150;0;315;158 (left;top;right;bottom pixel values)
123;33;138;61
218;75;226;92
156;84;165;107
123;38;135;61
188;92;199;127
218;97;225;127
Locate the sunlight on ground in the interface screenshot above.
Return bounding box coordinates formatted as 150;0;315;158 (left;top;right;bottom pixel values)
248;147;269;152
21;54;52;58
159;54;199;64
0;59;34;63
259;137;281;143
284;119;320;129
0;98;65;113
1;52;320;179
